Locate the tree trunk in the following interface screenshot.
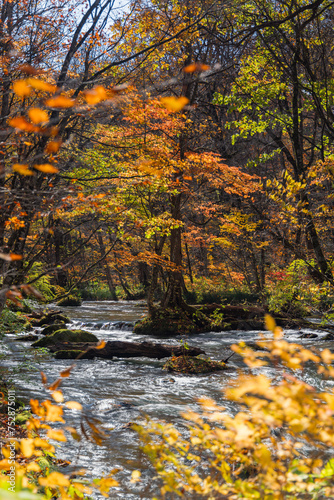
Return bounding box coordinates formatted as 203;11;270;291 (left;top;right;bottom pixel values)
160;193;192;312
48;340;205;359
97;232;117;300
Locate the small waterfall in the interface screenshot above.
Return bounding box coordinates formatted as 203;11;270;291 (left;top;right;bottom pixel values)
69;320;134;331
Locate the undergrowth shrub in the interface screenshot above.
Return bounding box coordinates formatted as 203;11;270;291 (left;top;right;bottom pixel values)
266;260;334;317
79;282;117;300
184;277;259;305
0;308;28;337
27;263;55;303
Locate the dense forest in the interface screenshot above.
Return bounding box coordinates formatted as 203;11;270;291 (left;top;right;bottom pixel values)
1;0;334;320
2;0;334;498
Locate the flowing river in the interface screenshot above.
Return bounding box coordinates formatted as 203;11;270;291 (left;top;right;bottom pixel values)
2;300;334;499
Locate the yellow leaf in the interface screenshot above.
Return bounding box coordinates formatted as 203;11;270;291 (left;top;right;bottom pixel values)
60;364;75;377
65;426;81;441
83;86;107;104
48;378;62;390
12;164;34;176
41;371;48;385
39;471;70;487
43;400;65;422
160;96;189;112
274;326;283;339
0;459;12;470
1;447;10;458
21;438;34;458
28;108;49;124
13;80;31;97
96;340;106;349
45;96;75;108
131;470;141;483
45;140;62;153
27;78;57;93
65;401;82;410
47;429;67;442
51;390;64;403
34;437;53;449
9;116;39;132
34;163;59;173
71;482;92;494
183;63;210;73
265;314;276;332
26;462;41;472
10;254;23;261
0;253;22;261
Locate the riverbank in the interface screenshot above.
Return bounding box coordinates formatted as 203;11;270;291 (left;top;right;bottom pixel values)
2;300;334;499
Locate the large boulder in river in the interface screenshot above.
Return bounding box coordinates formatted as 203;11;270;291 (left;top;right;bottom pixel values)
56;295;82;307
32;329;98;348
30;312;70;327
40;323;67;335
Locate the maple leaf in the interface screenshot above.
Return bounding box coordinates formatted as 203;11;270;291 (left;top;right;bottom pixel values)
45;96;75;108
160;96;189;112
28;108;49;124
34;163;59;173
13;80;31;97
12;164;35;176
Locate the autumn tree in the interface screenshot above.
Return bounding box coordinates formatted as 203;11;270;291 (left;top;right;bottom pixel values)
213;0;334;285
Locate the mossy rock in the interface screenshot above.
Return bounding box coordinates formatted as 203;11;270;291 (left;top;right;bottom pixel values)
57;295;82;307
163;355;226;374
40;322;67;335
54;350;85;359
31;313;70;327
300;333;318;339
133;307;211;336
32;329;98;347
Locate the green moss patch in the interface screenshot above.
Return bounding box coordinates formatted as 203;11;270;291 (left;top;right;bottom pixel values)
163;355;226;374
40;323;67;335
57;295;82;307
32;329;98;347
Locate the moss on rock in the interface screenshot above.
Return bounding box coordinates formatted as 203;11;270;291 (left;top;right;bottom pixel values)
163;355;226;374
40;323;67;335
32;329;98;347
57;295;82;307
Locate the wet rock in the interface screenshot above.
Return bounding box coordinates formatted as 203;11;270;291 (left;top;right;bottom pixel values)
31;329;99;348
47;340;205;360
31;311;70;327
57;295;82;307
299;333;319;339
16;334;39;342
54;350;85;359
322;333;334;340
163;355;226;374
113;321;134;331
40;323;67;335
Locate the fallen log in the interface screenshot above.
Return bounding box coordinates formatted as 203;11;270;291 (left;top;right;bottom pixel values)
48;340;205;360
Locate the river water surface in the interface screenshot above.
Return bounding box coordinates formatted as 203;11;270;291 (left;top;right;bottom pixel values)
2;300;334;499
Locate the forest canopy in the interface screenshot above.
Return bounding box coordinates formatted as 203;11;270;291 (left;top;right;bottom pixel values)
1;0;334;316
